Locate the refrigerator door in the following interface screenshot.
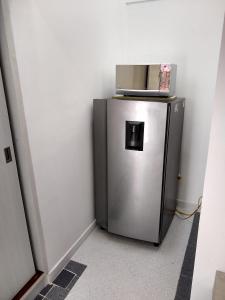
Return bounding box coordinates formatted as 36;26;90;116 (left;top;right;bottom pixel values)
107;99;168;243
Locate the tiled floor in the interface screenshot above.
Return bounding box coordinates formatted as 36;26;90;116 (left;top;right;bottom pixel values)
35;261;86;300
175;213;200;300
67;216;193;300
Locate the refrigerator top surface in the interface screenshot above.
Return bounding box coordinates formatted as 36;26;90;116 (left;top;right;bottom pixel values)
112;95;185;104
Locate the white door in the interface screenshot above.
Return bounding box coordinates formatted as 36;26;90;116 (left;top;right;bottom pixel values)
0;70;35;300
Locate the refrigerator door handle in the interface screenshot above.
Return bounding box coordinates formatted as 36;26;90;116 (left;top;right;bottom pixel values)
4;146;13;163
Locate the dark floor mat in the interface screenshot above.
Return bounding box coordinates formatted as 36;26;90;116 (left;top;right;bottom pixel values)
34;260;86;300
175;212;200;300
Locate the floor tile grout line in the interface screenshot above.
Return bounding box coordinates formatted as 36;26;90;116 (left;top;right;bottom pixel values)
64;264;86;276
40;284;54;298
52;274;77;290
51;282;67;289
63;268;79;276
64;277;75;290
47;283;57;292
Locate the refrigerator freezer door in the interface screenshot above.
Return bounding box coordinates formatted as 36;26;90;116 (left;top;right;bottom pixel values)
107;99;168;243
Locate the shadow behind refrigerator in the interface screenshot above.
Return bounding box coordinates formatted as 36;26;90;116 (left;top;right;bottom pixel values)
93;97;184;245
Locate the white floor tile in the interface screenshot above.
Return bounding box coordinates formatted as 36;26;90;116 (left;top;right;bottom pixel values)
67;216;192;300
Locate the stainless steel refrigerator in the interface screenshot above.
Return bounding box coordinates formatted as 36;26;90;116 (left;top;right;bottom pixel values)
93;97;185;245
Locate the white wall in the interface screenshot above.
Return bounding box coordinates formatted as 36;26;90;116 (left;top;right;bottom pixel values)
191;17;225;300
3;0;225;280
123;0;225;207
5;0;123;272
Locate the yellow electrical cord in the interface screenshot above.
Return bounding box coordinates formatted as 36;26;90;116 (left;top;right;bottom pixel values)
175;196;202;220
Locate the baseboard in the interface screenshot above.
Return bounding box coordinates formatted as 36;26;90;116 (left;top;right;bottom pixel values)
20;273;47;300
176;199;199;212
48;220;96;282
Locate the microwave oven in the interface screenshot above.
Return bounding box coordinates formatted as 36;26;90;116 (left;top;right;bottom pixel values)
116;64;177;97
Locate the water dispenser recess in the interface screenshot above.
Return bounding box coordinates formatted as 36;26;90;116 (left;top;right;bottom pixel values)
125;121;144;151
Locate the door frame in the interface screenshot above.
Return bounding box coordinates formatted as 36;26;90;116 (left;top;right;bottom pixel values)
0;0;48;275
